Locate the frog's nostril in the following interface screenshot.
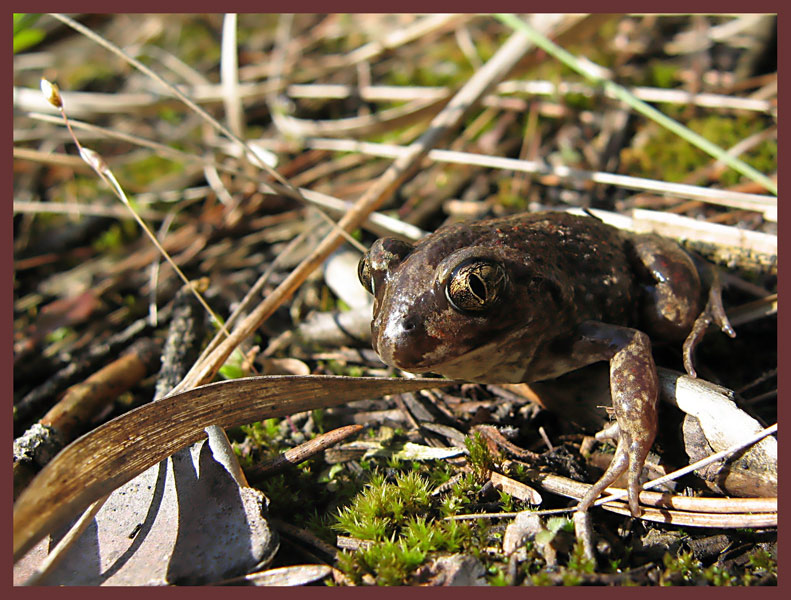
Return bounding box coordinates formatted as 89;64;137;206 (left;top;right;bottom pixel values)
402;316;418;332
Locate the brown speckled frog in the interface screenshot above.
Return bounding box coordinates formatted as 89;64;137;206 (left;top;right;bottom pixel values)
358;211;734;518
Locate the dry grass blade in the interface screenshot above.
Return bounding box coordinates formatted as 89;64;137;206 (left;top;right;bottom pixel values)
601;503;776;528
218;564;333;586
220;14;243;139
13;85;161;116
13;14;776;582
306;138;776;215
609;489;776;515
17;78;774;119
13;374;452;562
12;199;170;222
541;473;777;521
12;146;92;171
456;469;776;528
247;424;365;480
284;81;775;114
630;208;777;253
573;208;777;275
273;96;450;139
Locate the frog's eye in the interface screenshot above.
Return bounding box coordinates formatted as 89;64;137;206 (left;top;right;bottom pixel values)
446;259;507;312
358;254;375;294
358;238;414;296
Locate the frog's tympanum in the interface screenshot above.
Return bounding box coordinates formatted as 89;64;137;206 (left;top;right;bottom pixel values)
358;211;733;518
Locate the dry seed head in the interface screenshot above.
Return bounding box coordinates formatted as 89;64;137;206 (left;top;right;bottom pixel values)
40;78;63;109
79;147;109;175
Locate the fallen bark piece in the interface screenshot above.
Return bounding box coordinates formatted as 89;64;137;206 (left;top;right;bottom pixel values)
658;368;777;497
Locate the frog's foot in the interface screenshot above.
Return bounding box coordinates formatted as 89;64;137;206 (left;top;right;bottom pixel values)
683;265;736;377
573;418;654;560
576;420;648;517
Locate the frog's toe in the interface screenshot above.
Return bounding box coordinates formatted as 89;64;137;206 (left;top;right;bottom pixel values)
615;422;654;517
573;511;596;561
682;279;736;377
626;443;649;517
577;433;629;513
594;420;620;443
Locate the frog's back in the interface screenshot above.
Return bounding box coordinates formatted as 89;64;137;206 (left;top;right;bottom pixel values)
458;212;637;327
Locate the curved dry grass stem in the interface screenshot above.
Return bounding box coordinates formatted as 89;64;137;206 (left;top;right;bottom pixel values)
46;100;231;341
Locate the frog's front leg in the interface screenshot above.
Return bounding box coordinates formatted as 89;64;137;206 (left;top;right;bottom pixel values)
570;321;659;517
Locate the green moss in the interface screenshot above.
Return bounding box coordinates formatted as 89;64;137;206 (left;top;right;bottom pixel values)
743;546;777;584
44;326;72;344
703;564;738;586
465;432;497;481
497;489;515;513
661;550;703;585
334;471;433;541
424;460;454;487
495;184;532;212
118;155;185;189
319;359;366;378
332;469;484;584
747;546;776;574
176;18;222;68
487;566;509;586
385;48;472;89
156;106;184;125
92;221;137;253
530;570;552;585
622;114;776;185
566;538;596;574
565;91;595;111
648;62;679;89
62;61;119;91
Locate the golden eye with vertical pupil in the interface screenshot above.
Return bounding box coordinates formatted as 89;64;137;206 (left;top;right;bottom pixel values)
445;259;507;312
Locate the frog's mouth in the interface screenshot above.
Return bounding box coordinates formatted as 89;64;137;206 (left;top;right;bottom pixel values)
373;306;539;383
372;310;439;372
378;333;531;384
373;311;495;376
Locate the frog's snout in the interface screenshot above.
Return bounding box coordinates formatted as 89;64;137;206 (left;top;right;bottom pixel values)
372;308;435;372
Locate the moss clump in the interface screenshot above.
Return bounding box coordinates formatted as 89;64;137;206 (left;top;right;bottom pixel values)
333;470;482;585
622;114;776;185
464;431;498;481
659;546;777;585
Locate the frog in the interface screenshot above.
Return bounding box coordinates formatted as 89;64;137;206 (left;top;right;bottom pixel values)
357;210;734;522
